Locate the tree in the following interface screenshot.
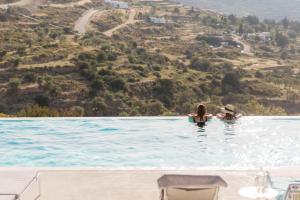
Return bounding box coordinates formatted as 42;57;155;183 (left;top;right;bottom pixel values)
191;58;212;72
0;50;7;60
147;100;165;115
238;23;244;34
66;106;85;117
34;95;49;107
110;78;126;91
244;15;259;25
281;17;289;29
91;77;104;90
16;105;60;117
196;35;222;47
153;79;176;108
173;7;180;15
7;78;20;94
275;32;289;47
23;72;36;83
228;14;237;25
221;73;241;94
92;97;108;115
96;50;107;62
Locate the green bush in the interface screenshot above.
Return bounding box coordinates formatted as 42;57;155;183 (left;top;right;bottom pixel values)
191;58;212;71
196;35;222;47
7;78;20;94
23;72;37;83
17;105;60;117
91;78;104;90
110;78;126;91
221;73;241;94
34;95;50;107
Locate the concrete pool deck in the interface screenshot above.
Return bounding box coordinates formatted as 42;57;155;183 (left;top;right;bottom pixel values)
1;168;300;200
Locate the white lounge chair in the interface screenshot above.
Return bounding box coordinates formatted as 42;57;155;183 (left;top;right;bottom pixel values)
285;184;300;200
0;171;40;200
157;174;228;200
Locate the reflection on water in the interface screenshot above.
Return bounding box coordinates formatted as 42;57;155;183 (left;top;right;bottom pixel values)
0;117;300;167
223;121;237;142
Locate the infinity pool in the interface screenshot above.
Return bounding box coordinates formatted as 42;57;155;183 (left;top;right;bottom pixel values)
0;117;299;167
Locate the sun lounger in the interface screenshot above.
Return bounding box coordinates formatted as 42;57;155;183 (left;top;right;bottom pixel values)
157;174;228;200
284;184;300;200
0;196;17;200
0;171;40;200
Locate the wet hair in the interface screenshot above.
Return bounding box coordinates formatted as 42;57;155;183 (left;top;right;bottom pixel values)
197;104;206;119
225;113;234;120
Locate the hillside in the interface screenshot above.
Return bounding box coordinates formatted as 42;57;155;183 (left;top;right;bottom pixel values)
0;0;299;116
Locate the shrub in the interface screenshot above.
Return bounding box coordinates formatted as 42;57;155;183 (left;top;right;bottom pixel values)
91;78;104;90
153;79;176;108
255;71;264;78
92;97;108;115
0;50;7;60
110;78;126;91
17;105;60;117
7;78;20;94
64;106;85;117
23;72;37;83
147;100;165;115
221;73;241;94
244;15;259;25
34;95;49;107
191;58;212;71
96;50;107;62
275;32;289;47
196;35;222;47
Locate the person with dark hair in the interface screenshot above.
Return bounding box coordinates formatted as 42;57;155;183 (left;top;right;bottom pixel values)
188;104;212;127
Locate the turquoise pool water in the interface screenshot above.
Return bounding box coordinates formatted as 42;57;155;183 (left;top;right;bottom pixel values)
0;117;299;167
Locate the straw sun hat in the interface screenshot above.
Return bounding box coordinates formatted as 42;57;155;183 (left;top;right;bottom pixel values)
221;104;236;115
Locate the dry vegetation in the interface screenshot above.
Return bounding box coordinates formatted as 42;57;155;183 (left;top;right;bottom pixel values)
0;0;299;116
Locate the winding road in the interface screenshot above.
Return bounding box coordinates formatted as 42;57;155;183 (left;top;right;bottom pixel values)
49;0;91;8
103;9;138;37
232;35;253;56
74;8;139;36
74;8;99;35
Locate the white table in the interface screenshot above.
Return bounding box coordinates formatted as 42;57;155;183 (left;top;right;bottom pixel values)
239;186;279;199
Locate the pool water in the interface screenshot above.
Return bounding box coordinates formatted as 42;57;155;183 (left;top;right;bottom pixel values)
0;117;299;167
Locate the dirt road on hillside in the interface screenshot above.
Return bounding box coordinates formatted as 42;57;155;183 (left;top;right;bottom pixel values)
232;35;253;56
103;9;139;37
49;0;91;8
74;8;100;35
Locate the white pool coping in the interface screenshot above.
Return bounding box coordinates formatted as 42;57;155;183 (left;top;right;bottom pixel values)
0;116;299;120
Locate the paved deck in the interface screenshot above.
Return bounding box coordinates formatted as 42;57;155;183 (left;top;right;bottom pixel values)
1;168;300;200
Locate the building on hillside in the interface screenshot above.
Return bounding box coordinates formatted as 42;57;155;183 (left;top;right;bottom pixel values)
246;32;271;42
149;16;166;24
104;0;129;9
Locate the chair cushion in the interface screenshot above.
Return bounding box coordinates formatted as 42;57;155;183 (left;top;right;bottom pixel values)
0;171;37;194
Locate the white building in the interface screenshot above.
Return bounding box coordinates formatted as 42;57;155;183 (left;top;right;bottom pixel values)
246;32;271;41
149;17;166;24
104;0;129;9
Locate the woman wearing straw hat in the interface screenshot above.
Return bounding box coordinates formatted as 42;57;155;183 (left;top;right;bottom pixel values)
217;104;241;121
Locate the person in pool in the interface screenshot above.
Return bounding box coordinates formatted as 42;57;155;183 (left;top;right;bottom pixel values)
188;104;213;126
216;104;242;120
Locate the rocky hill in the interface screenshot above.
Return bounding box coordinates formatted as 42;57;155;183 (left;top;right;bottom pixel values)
0;0;299;116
